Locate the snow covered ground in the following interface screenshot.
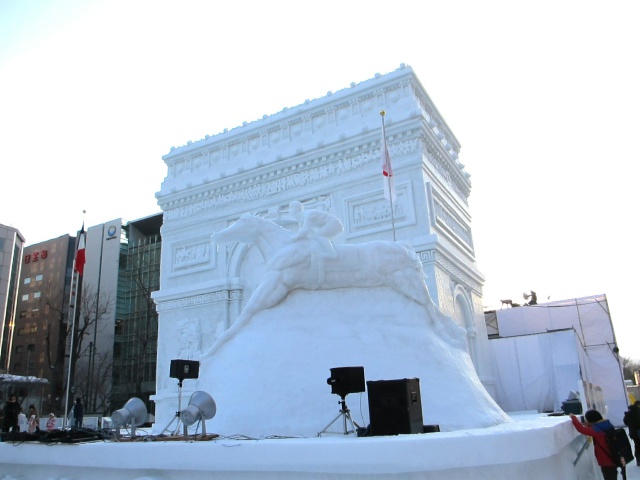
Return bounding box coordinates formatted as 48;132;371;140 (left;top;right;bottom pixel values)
0;413;603;480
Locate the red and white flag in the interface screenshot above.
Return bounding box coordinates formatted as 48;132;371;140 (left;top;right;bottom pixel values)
381;129;396;201
74;224;86;276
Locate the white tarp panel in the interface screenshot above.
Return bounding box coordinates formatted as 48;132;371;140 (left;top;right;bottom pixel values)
491;330;587;413
493;294;627;425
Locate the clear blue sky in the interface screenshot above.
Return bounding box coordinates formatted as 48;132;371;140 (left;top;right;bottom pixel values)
1;0;638;358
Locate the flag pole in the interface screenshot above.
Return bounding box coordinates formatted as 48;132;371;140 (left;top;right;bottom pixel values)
380;110;397;241
63;211;85;427
63;262;79;427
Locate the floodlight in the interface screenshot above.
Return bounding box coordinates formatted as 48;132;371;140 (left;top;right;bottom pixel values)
180;391;216;435
111;397;147;438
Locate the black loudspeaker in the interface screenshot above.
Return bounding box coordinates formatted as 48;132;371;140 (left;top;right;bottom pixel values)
561;399;583;415
327;366;365;398
170;359;200;381
367;378;424;436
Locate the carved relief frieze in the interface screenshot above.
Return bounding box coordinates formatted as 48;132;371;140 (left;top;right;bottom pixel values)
155;289;243;312
432;195;473;250
192;153;206;171
248;134;261;151
176;317;202;359
344;182;416;239
170;237;214;276
337;104;350;121
435;267;454;316
163;133;422;222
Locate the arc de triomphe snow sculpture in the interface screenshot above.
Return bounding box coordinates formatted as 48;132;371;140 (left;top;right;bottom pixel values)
152;64;497;430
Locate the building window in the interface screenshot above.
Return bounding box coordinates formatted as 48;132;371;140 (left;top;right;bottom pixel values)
34;291;41;299
13;363;21;372
16;326;37;335
15;345;23;353
27;344;35;352
31;308;39;317
21;293;29;301
35;274;43;281
19;310;27;318
24;277;31;285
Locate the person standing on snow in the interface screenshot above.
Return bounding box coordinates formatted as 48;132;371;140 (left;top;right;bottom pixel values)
570;410;621;480
72;398;84;428
623;401;640;465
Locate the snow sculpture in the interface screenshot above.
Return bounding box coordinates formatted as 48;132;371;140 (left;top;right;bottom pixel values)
199;203;510;436
203;209;466;357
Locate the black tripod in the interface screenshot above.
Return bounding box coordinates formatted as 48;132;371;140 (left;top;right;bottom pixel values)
160;379;188;436
318;394;360;436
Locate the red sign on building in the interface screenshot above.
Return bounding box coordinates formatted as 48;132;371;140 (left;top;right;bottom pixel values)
24;250;48;264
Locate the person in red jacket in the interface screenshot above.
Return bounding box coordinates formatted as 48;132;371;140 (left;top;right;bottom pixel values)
570;410;620;480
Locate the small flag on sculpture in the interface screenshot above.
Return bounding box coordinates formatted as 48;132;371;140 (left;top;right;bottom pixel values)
381;111;396;202
74;224;86;276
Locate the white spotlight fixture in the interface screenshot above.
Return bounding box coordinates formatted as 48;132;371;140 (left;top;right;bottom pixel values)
180;391;216;436
111;397;147;439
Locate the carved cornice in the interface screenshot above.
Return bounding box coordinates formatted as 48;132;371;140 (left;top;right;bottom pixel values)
159;66;467;188
157;66;472;222
409;81;461;152
155;289;243;312
162;68;416;161
421;129;471;202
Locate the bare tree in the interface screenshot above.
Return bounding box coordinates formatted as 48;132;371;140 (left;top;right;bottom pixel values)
72;284;111;407
41;280;111;413
73;350;113;414
621;356;640;383
41;279;71;413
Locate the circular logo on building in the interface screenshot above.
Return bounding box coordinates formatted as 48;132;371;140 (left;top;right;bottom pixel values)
107;225;117;238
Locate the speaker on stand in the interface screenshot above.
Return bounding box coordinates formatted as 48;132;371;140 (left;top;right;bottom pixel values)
161;359;200;436
318;366;365;436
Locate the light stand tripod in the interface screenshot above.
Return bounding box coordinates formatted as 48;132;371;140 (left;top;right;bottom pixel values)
160;378;188;436
318;394;360;436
